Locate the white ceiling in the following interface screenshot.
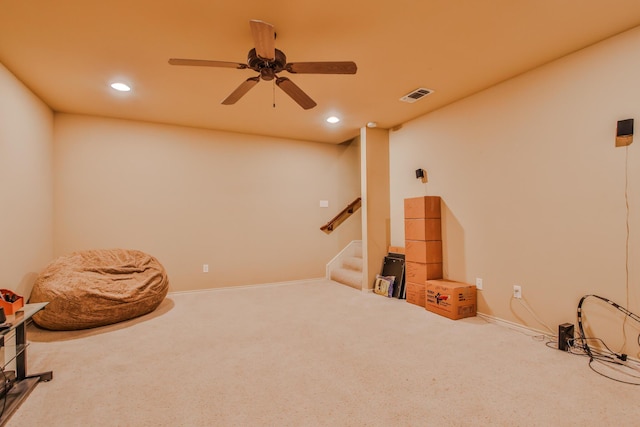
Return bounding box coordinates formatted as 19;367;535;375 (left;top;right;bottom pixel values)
2;1;640;144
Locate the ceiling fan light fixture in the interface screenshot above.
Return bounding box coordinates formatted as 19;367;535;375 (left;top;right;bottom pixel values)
326;116;340;124
110;82;131;92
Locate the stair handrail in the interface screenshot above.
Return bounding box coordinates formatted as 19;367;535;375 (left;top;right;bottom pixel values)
320;197;362;234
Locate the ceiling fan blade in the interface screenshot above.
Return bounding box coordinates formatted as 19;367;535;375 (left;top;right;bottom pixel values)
249;20;275;61
221;77;260;105
285;61;357;74
169;58;247;69
275;77;317;110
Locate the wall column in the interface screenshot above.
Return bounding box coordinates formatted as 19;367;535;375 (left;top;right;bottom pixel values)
360;127;390;290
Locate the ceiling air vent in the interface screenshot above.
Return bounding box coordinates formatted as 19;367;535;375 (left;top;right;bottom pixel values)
399;87;433;103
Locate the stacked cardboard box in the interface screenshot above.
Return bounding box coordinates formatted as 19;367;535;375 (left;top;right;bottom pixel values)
404;196;443;306
425;279;477;320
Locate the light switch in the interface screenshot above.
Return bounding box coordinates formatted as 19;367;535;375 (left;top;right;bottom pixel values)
319;200;329;208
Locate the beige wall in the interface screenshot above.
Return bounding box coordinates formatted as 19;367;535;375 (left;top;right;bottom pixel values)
390;27;640;354
53;114;361;291
0;63;54;297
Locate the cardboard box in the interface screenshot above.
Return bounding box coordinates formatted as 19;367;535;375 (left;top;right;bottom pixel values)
405;240;443;263
388;246;405;254
406;261;443;282
404;196;441;219
404;218;442;241
405;261;425;283
405;282;425;307
0;289;24;315
425;263;443;280
425;280;476;320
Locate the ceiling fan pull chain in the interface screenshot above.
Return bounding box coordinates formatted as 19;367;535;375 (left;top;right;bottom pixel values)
273;80;276;108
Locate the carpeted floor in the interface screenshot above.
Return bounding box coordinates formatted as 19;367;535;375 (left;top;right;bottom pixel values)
6;279;640;426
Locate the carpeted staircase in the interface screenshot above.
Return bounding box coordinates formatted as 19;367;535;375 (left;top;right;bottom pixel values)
328;242;362;290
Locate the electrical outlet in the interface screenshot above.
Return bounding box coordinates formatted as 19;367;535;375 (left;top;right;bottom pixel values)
476;278;483;290
513;285;522;299
203;264;209;273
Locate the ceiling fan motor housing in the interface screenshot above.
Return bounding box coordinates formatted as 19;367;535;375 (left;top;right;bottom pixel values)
248;48;287;80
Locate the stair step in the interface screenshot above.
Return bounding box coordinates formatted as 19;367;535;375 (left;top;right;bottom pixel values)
342;256;363;272
353;245;363;258
331;268;362;290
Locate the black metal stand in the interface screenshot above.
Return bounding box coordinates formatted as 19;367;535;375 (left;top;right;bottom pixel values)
0;304;52;426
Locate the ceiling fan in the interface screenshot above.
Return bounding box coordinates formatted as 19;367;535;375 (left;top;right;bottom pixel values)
168;19;357;110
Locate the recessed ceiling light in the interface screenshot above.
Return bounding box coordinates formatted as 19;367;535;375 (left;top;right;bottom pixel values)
110;82;131;92
326;116;340;124
367;122;378;128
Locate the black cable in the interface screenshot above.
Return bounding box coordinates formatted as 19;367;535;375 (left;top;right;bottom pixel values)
623;145;631;347
575;336;624;360
541;331;640;385
565;337;640;385
577;295;640;358
588;358;640;386
575;295;640;385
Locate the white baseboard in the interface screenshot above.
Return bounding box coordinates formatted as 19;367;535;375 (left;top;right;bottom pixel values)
169;277;327;296
477;312;557;338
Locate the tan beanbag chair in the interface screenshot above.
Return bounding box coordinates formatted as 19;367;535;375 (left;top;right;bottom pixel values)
30;249;169;330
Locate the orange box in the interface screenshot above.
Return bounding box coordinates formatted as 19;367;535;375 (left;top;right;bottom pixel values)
405;240;443;263
404;196;441;219
0;289;24;315
406;261;442;282
405;261;426;283
426;263;443;280
405;218;442;241
425;280;476;320
405;282;425;307
388;246;405;254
